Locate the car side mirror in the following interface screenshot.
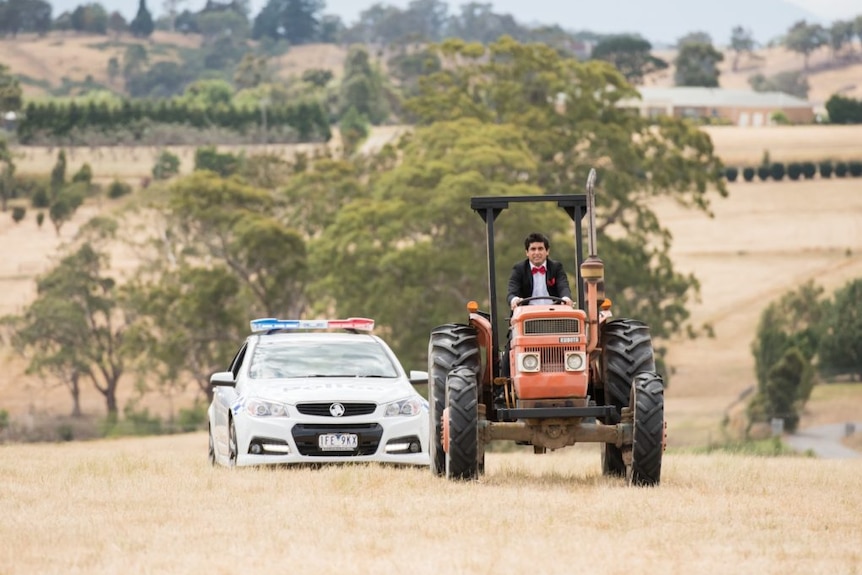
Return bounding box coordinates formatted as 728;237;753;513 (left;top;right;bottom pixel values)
210;371;236;388
409;370;428;385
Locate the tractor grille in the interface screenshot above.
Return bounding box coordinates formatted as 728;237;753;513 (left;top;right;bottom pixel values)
524;318;580;335
524;346;580;373
296;403;377;417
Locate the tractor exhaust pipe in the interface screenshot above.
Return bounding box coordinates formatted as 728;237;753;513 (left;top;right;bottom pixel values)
586;168;598;258
580;168;605;353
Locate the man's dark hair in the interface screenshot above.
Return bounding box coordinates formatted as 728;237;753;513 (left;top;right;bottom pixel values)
524;232;550;250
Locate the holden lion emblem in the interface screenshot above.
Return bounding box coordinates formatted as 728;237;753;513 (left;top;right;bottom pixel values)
329;403;346;417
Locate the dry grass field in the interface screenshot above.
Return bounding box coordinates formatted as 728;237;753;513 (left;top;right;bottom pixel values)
0;433;860;575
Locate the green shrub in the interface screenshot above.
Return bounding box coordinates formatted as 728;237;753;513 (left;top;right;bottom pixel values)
742;167;755;182
177;403;208;432
787;162;802;180
770;162;785;181
818;160;833;178
152;149;181;180
725;166;739;182
36;212;45;227
31;186;50;208
835;161;848;177
194;146;241;177
757;166;770;181
11;206;26;223
71;163;93;185
107;179;132;198
849;161;862;177
801;162;817;179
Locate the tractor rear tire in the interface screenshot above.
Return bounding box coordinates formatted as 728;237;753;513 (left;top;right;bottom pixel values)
428;324;480;476
600;319;656;477
628;372;665;486
445;366;480;481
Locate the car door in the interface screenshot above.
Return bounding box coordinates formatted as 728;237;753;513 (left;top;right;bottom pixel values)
212;342;248;456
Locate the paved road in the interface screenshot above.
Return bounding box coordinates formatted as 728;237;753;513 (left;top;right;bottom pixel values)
785;422;862;458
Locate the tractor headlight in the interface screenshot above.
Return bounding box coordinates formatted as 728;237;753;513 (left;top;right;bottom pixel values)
565;352;586;372
518;352;541;373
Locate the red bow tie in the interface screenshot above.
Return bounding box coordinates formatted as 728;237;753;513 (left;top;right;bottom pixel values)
531;265;546;275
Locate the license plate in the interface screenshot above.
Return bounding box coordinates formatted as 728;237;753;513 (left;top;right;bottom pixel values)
318;433;358;451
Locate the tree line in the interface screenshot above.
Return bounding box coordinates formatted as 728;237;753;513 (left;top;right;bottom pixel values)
16;98;331;143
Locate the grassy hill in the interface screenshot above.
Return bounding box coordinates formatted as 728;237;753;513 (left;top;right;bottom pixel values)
3;31;861;105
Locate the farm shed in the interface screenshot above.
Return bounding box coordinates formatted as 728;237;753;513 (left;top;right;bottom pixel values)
621;87;815;126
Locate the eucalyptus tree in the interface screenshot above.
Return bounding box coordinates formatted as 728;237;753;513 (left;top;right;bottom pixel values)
316;37;727;366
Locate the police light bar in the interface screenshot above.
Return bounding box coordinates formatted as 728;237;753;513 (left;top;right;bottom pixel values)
250;317;375;333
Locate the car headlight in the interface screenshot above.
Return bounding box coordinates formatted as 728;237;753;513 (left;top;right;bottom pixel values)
384;398;423;417
565;351;587;371
518;352;541;373
245;399;290;417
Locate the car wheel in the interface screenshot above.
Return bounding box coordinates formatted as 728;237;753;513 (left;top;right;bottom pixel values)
228;419;238;468
208;426;216;466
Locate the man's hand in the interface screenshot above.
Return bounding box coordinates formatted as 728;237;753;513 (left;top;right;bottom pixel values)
510;297;522;310
562;297;574;307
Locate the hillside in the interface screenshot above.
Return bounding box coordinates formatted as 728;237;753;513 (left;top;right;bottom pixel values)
1;126;862;447
649;43;862;104
2;32;861;105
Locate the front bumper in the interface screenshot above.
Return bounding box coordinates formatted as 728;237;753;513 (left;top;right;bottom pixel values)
233;414;430;467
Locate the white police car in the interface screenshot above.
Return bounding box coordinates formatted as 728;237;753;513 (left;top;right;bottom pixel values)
207;317;430;467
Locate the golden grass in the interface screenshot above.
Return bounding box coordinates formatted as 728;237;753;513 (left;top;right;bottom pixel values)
0;433;859;574
703;125;862;164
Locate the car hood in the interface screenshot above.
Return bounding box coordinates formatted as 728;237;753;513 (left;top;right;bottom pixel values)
246;377;415;404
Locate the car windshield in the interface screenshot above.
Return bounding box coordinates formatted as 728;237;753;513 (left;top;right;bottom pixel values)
248;339;399;379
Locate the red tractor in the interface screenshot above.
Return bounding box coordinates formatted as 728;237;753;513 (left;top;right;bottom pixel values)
428;170;666;485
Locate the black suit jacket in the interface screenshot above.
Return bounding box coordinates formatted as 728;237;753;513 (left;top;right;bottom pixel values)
506;258;572;305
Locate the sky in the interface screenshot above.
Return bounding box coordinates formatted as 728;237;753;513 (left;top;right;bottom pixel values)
48;0;862;44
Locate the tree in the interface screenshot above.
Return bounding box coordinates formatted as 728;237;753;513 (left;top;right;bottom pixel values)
253;0;324;44
818;278;862;380
50;149;67;193
0;137;13;212
0;0;52;36
338;106;369;157
162;171;309;318
748;71;810;99
828;20;855;59
749;281;825;429
130;0;155;38
234;54;269;90
0;63;23;113
784;20;828;70
590;35;668;85
125;264;247;402
315;38;727;364
7;236;132;416
729;26;755;71
338;45;389;124
674;41;724;87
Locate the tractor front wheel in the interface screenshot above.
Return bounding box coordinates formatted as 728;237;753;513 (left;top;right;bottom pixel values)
600;319;656;477
428;324;480;476
628;372;665;486
445;366;480;481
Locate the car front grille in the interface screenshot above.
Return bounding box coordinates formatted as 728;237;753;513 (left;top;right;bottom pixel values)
296;402;377;417
524;318;580;335
291;423;383;456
